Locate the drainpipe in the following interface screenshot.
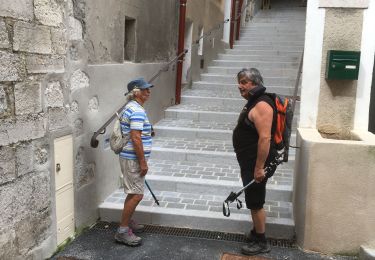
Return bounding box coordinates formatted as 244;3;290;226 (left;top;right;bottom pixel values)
175;0;187;105
236;0;243;40
229;0;236;49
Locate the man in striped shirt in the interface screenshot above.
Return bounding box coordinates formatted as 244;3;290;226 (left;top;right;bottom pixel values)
115;78;153;247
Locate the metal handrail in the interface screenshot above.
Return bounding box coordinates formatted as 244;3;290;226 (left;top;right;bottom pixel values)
291;49;304;115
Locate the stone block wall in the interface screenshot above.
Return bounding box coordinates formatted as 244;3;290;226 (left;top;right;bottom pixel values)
0;0;89;258
0;0;180;258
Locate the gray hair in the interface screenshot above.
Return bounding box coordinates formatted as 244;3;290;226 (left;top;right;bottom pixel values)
237;68;264;86
125;88;141;102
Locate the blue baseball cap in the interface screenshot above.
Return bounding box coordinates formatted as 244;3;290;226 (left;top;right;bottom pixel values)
126;77;153;94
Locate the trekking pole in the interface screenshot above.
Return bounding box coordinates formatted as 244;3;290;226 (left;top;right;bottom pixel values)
145;180;160;206
222;153;284;217
90;49;188;148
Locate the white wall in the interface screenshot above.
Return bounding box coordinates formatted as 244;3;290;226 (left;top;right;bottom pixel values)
354;0;375;130
299;0;325;128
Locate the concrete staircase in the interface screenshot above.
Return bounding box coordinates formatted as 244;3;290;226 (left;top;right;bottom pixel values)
99;2;306;239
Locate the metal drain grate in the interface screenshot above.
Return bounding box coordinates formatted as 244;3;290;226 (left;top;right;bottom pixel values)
93;221;296;248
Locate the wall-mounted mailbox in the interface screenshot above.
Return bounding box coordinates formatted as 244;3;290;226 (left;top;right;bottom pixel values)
325;50;360;80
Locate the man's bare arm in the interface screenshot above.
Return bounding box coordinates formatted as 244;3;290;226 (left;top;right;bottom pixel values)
249;101;273;182
130;129;148;176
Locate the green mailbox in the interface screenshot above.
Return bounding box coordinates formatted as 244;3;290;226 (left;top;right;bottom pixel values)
325;50;360;80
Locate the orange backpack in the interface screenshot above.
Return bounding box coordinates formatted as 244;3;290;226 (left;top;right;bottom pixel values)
265;93;293;162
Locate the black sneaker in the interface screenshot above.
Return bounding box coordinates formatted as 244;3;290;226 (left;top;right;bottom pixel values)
244;229;257;244
241;240;271;256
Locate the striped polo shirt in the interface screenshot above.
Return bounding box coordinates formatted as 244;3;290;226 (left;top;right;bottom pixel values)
119;100;152;160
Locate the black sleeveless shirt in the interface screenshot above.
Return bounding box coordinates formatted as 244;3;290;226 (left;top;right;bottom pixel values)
232;94;276;159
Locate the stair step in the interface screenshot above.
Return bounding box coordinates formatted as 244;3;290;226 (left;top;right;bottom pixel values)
201;74;295;85
191;82;300;96
232;45;303;51
212;60;298;68
153;118;298;145
246;23;304;27
240;32;305;39
99;188;294;239
226;48;302;53
232;40;304;46
217;54;299;62
207;66;299;77
150;137;297;163
145;158;293;198
180;94;301;110
240;28;305;33
164;106;299;128
165;108;238;123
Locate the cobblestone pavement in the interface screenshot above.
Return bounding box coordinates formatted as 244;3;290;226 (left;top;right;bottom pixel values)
152;137;296;157
167;102;243;112
156;118;235;130
106;184;293;219
152;137;235;153
185;88;246;98
147;159;293;186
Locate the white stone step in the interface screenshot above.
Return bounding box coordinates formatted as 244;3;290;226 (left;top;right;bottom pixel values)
150;137;297;163
154;117;298;144
240;31;305;37
164;106;300;128
244;28;304;33
207;66;299;77
99;189;295;239
212;59;298;68
191;82;300;96
201;74;295;85
217;54;299;62
145;169;293;202
232;45;303;52
233;40;304;46
252;19;306;23
240;28;305;33
180;95;301;112
245;22;304;27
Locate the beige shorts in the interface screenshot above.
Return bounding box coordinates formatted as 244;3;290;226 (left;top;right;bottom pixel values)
119;157;145;194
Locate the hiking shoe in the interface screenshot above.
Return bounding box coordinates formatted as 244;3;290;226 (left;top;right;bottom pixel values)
129;219;144;233
241;240;271;256
115;228;142;246
244;229;257;244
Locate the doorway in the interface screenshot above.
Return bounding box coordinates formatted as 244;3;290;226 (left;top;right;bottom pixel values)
54;135;75;245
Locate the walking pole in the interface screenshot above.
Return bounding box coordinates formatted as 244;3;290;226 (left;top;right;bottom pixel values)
145;180;160;206
222;153;284;217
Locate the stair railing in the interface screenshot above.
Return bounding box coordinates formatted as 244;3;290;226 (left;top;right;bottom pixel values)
291;49;304;116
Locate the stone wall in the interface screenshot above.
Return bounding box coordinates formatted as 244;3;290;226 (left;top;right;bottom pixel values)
85;0;178;64
317;8;363;139
0;0;179;258
0;0;81;258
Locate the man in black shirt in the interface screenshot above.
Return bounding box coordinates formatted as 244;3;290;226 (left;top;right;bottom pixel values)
233;68;276;255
